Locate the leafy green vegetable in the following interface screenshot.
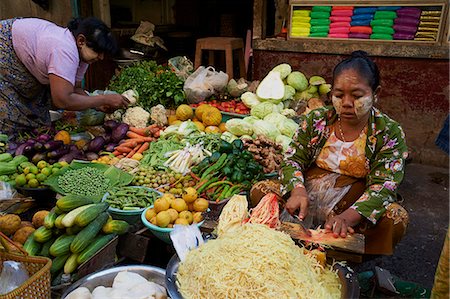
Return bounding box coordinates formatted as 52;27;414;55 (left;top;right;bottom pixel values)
108;60;185;109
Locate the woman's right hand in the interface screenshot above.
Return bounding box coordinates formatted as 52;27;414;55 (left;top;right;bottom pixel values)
101;94;130;110
286;186;309;220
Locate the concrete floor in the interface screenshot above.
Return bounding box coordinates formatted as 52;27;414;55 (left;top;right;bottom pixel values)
353;163;449;291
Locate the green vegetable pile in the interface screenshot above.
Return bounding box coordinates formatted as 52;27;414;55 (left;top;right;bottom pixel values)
57;167;109;197
104;186;160;210
108;60;185;109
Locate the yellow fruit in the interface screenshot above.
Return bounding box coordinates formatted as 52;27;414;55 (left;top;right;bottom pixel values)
154;198;170;213
32;210;49;228
193;198;209;212
168;115;178;125
145;208;157;222
54;130;71;145
178;211;194;224
156;211;171;228
176;104;194;121
40;167;52;177
131;153;143;161
192;117;199;122
25;173;36;181
193;211;203;223
193;121;205;131
187;203;195;211
15;174;26;187
195;104;212;121
204;126;221;134
0;214;21;235
171;198;188;212
150;216;157;226
167;208;179;223
202;107;222;126
36;161;47;169
174;218;189;225
182;187;198;203
28;178;39;188
219;123;227;132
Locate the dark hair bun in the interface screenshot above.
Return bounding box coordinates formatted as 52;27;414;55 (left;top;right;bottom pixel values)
67;18;81;31
351;50;369;59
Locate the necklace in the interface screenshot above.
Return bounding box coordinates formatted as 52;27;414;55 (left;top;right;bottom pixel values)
338;117;347;142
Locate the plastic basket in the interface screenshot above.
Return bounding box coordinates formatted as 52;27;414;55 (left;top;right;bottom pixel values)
0;232;52;299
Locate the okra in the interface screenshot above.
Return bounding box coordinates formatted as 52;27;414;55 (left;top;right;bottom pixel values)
197;177;220;194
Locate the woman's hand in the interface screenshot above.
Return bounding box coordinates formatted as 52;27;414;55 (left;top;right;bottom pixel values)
325;209;362;238
286;186;309;220
102;94;130;110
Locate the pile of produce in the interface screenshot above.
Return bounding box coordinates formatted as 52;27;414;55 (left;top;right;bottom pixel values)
242;136;284;173
104;186;161;210
176;224;341;299
144;189;209;228
0;211;47;246
167;104;225;134
190;98;250;115
0;133;8;154
112;124;163;159
21;195;129;280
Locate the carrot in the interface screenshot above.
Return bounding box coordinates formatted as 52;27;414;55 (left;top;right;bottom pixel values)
126;144;141;158
128;137;154;142
119;140;140;148
137;142;150;154
126;131;145;139
117;155;124;159
153;130;161;138
115;146;133;153
129;127;150;137
189;172;201;181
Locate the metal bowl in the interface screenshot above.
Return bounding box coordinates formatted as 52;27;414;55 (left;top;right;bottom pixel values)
165;255;359;299
61;265;166;299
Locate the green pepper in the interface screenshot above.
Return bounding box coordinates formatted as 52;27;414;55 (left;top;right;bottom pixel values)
210;152;221;163
222;166;233;177
231;171;244;183
232;139;244;151
219;140;233;153
241;151;253;161
247;163;259;174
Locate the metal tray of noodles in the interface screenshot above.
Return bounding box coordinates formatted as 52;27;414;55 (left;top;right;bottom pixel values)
165;254;360;299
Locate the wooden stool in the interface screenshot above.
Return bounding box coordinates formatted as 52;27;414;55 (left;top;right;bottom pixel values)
194;37;246;80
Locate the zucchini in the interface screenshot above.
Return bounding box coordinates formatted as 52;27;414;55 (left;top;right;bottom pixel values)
49;234;76;257
39;237;55;257
33;226;53;243
102;220;129;235
70;212;109;253
61;204;94;227
51;253;70;274
66;225;83;235
56;195;93;212
75;202;109;227
64;253;80;274
23;233;41;256
54;214;66;229
44;209;58;229
77;234;115;264
54;206;64;215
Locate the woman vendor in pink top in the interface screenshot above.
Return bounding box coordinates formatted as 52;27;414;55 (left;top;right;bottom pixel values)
0;17;129;134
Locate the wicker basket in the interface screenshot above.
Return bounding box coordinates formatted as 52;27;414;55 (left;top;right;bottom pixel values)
0;232;51;299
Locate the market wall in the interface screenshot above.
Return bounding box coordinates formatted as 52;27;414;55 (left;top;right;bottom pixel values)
0;0;72;26
252;51;449;167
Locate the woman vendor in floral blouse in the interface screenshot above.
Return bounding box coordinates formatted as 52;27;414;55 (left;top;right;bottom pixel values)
281;51;409;255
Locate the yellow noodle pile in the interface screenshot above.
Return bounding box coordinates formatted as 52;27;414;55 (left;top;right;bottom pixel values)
216;195;248;236
177;224;341;299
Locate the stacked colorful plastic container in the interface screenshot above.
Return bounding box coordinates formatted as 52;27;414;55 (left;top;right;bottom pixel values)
310;6;331;37
328;6;353;38
415;8;441;41
393;7;421;40
350;7;376;39
291;9;311;37
370;7;400;40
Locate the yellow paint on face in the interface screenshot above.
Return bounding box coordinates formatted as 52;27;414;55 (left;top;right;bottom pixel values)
354;96;373;119
331;95;342;114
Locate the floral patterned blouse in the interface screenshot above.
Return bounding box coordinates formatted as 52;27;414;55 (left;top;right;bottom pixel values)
280;106;408;225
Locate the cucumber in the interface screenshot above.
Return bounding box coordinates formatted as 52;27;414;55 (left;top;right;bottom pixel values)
33;226;53;243
39;237;55;257
77;234;115;264
44;209;58;229
23;233;41;256
70;212;109;253
75;202;109;227
61;204;95;227
51;253;70;274
64;253;80;274
56;195;93;212
49;234;76;257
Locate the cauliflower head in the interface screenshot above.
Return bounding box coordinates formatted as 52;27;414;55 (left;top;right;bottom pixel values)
122;107;150;128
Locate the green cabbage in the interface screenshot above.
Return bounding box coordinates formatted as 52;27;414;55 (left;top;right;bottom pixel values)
250;102;278;119
241;92;261;108
287;71;308;91
271;63;292;80
282;85;296;101
279;119;299;138
220;132;238;143
225;119;254;136
243;116;260;124
276;135;293;152
264;112;287;125
252;120;280;142
281;109;296;118
256;71;285;100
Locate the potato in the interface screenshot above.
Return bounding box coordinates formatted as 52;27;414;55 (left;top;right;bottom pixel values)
12;226;35;245
0;214;22;235
32;210;49;228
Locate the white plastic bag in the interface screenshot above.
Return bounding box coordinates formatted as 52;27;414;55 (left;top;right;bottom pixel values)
184;66;229;103
0;261;29;295
204;67;228;92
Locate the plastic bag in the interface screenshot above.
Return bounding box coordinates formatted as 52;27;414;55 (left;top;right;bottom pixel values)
170;224;204;262
0;261;29;295
205;67;228;93
168;56;194;81
184;66;214;103
0;181;16;200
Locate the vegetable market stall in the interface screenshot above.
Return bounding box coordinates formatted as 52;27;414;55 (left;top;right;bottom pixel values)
0;57;362;298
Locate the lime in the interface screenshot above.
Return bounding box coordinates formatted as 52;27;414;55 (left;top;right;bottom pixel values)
59;161;69;168
36;173;47;182
52;162;62;168
29;166;39;175
37;160;48;169
51;167;60;174
15;174;27;187
40;167;52;177
22;167;30;175
25;173;36;181
28;178;40;188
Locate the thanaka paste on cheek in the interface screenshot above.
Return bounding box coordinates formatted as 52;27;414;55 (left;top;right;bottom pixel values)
354;96;373;119
332;95;342;115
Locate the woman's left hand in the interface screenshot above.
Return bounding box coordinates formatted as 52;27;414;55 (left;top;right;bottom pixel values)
325;209;362;238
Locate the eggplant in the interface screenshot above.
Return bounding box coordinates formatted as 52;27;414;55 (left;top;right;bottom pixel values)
47;146;70;159
105;143;116;152
44;140;63;151
15;143;28;156
37;134;52;143
103;120;119;132
58;153;76;163
111;123;129;143
25;139;36;146
69;144;79;152
85;152;99;161
102;133;112;144
87;136;105;153
32;152;47;164
33;142;44;151
23;145;34;154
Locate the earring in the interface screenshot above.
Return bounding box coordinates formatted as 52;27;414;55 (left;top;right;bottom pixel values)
373;95;378;103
